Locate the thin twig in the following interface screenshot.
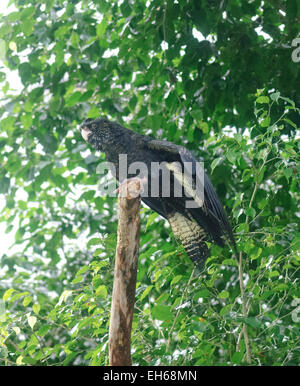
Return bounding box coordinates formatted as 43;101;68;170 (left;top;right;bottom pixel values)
166;268;195;352
236;150;270;364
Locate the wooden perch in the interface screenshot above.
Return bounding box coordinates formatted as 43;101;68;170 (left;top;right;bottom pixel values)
108;178;142;366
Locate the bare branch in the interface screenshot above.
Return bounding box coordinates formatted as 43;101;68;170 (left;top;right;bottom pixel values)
109;178;142;366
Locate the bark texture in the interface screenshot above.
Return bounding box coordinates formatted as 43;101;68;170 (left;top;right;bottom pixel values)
109;178;141;366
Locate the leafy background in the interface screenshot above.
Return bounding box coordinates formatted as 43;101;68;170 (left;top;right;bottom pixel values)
0;0;299;365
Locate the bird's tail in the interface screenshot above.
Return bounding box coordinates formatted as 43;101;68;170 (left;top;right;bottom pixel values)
203;173;237;256
167;211;209;267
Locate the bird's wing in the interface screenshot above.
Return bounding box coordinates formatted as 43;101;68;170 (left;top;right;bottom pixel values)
142;195;209;266
141;197;167;219
145;139;235;249
145;139;182;156
178;147;235;247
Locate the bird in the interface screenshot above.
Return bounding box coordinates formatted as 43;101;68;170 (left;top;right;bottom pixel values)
80;117;236;266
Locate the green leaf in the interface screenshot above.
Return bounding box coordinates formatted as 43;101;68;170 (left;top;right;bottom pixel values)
250;246;262;260
283;168;293;180
256;96;269;104
54;25;71;39
258;198;268;209
22;357;37;365
245;317;262;328
211;157;222;173
87;105;101;118
70;31;80;48
16;356;24;365
13;327;21;335
193;289;210;300
190;109;203;121
65;91;82;107
260;116;271;127
0;39;6;60
18;62;33;84
72;275;83;284
279;96;295;107
0;300;5;322
20;6;35;19
0;177;10;193
222;259;238;266
236;223;249;233
26;314;37;330
18;200;27;210
245;207;256;218
78;317;92;330
76;266;89;275
283;118;297;129
218;290;229;299
232;351;244;364
38;325;51;337
1;115;16;131
199;121;209;134
269;270;280;278
32;304;41;315
23;296;33;307
58;290;72;305
226;150;237;164
171;275;182;285
120;1;132;17
96;18;108;38
152;305;173;321
274;283;288;292
96;285;107;298
270;92;280;102
140;285;153;301
291;236;300;252
87;238;102;248
23;20;34;36
3;288;15;301
146;212;158;229
220;304;233;316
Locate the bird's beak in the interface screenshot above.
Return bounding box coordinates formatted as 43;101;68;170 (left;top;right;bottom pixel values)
81;125;92;142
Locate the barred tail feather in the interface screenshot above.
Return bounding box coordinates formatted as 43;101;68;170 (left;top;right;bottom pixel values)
168;211;209;266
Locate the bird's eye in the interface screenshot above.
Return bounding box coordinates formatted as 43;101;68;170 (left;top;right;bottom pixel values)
92;124;97;130
80;118;93;130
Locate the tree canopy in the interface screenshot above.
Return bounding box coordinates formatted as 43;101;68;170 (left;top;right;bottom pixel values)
0;0;299;366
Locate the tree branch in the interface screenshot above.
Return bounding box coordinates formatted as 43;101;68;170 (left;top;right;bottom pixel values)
108;178;142;366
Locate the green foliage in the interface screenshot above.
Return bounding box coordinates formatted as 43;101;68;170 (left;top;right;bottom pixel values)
0;0;299;366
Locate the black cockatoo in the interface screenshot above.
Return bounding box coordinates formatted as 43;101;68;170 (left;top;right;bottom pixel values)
80;117;235;266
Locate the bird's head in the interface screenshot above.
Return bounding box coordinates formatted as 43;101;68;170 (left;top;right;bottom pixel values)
80;117;112;151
